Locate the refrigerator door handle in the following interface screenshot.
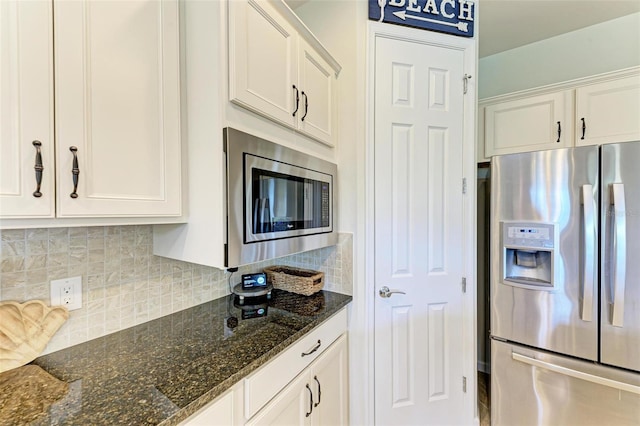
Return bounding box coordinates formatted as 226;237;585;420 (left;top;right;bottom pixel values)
611;183;627;328
581;185;595;322
512;352;640;395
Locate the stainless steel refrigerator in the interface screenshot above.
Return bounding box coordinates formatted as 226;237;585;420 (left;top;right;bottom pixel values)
490;142;640;425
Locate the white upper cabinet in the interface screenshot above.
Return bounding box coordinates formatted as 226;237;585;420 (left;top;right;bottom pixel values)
54;0;181;218
228;0;298;129
0;0;55;218
1;0;182;224
484;91;573;157
575;75;640;147
480;68;640;159
297;38;335;144
228;0;340;146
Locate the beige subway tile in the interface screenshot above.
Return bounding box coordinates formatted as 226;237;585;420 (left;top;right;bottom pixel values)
26;254;47;270
1;286;26;302
26;229;48;240
69;227;88;238
1;241;26;258
1;229;26;242
26;268;48;284
26;239;48;255
2;256;25;273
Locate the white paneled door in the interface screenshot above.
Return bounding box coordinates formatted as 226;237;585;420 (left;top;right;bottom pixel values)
374;35;466;425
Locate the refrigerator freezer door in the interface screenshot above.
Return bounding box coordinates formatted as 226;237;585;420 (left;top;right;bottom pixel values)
492;339;640;426
491;146;599;361
601;141;640;372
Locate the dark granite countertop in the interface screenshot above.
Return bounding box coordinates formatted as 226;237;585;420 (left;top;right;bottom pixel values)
1;290;351;426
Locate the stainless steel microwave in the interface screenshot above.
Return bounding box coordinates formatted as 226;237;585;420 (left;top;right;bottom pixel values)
224;128;337;267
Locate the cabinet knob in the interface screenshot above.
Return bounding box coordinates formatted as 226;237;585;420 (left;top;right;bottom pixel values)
69;146;80;199
32;141;44;198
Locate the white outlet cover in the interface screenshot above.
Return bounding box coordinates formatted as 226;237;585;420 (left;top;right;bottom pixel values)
50;276;82;311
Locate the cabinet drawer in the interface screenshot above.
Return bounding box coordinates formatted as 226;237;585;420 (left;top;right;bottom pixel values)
243;307;347;419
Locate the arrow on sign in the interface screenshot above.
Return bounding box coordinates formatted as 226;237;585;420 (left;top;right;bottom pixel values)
392;10;469;32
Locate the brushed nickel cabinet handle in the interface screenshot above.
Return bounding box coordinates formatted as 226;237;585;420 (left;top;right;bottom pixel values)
32;141;43;197
292;85;300;117
313;375;321;407
301;339;321;357
301;91;309;121
69;146;79;198
305;384;313;417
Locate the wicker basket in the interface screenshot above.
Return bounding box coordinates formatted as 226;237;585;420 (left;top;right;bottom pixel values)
263;266;324;296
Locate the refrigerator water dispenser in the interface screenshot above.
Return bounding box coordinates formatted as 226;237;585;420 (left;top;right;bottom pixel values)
501;222;558;290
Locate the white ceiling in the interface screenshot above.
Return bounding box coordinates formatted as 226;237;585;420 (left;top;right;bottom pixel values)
285;0;640;58
479;0;640;57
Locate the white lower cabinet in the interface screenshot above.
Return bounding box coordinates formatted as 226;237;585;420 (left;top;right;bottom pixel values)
246;334;349;426
182;383;244;426
181;308;349;425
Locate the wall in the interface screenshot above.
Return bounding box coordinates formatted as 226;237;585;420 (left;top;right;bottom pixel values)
0;226;352;355
287;2;369;424
479;12;640;99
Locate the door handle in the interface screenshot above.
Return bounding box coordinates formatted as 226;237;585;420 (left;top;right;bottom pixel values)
611;183;626;327
379;286;406;298
580;184;595;322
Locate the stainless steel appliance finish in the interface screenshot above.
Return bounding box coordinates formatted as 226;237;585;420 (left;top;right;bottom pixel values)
491;142;640;425
492;340;640;426
601;142;640;372
224;127;337;267
491;146;599;361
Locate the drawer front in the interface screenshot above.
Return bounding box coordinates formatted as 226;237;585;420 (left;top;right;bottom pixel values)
244;308;347;419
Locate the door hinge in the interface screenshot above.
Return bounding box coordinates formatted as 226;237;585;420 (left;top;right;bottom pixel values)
461;277;467;293
463;74;472;94
462;376;467;393
462;178;467;194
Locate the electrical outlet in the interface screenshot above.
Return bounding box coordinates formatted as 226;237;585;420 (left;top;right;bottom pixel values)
51;276;82;311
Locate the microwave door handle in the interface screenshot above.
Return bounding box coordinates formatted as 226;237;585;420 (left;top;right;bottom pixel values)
581;184;595;322
611;183;627;327
261;198;271;233
253;199;261;234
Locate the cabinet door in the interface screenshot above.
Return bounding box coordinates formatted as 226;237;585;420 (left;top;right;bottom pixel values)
297;38;335;146
575;75;640;146
182;390;234;426
0;0;55;218
245;371;309;426
54;0;181;217
229;0;298;128
485;91;573;157
310;334;349;426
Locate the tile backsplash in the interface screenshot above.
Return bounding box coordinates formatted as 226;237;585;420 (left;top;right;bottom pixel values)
0;226;352;355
